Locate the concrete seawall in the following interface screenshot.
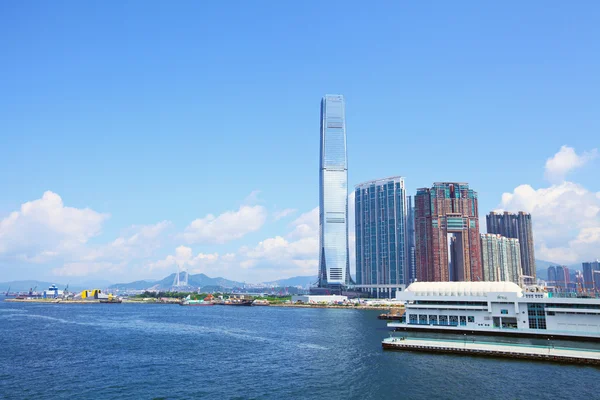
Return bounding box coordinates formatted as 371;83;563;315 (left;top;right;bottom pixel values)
382;337;600;366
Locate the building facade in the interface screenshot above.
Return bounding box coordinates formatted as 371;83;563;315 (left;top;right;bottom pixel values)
414;182;482;282
480;234;522;284
391;282;600;340
554;266;570;290
583;261;600;291
547;266;557;287
355;177;407;295
318;95;351;287
487;211;536;280
406;195;417;283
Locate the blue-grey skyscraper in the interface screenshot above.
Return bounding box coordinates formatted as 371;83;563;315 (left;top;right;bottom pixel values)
318;95;351;288
355;176;407;295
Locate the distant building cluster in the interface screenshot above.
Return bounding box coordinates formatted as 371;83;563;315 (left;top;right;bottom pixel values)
547;261;600;293
316;94;538;296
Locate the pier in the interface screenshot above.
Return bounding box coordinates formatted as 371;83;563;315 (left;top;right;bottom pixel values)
382;337;600;365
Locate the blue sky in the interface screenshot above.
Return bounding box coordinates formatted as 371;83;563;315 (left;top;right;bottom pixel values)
1;1;599;283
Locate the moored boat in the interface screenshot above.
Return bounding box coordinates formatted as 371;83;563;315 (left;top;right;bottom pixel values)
180;300;214;306
180;295;214;306
223;299;253;306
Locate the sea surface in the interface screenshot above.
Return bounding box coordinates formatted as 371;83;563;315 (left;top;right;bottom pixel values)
1;297;599;400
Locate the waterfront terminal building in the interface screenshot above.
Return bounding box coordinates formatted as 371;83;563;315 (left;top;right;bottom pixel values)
390;282;600;340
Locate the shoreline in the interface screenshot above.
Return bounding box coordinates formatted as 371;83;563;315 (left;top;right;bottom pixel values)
3;298;403;310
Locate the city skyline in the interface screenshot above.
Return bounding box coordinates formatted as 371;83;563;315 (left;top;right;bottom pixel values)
1;2;599;283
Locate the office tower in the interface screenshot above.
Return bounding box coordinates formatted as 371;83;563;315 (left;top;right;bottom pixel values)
318;95;351;288
547;266;557;287
406;195;417;283
414;182;482;282
555;266;570;290
480;234;522;284
582;260;600;291
355;177;407;295
486;211;536;280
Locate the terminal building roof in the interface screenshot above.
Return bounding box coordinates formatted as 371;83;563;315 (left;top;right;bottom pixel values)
405;282;522;297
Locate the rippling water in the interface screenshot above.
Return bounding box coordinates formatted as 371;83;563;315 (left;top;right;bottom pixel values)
1;298;598;399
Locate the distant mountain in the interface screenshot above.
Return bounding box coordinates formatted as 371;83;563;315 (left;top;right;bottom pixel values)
110;280;157;290
109;273;244;291
263;276;317;288
0;280;87;293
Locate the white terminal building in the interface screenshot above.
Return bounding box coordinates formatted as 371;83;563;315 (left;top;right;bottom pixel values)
391;282;600;340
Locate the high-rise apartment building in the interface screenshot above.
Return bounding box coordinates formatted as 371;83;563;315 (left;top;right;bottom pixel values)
406;196;417;283
582;260;600;291
355;177;407;294
547;266;557;287
555;266;570;290
414;182;482;282
487;211;536;280
318;95;351;288
480;234;522;284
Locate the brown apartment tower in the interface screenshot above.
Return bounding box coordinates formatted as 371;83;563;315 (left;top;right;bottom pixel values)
414;182;483;282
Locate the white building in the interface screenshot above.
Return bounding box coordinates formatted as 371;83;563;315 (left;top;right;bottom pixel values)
292;294;348;304
391;282;600;340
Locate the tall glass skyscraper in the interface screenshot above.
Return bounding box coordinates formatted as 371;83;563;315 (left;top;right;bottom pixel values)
355;177;407;295
318;95;351;287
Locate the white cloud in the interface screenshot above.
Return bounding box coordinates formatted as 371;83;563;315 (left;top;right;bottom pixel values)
0;191;109;261
236;193;357;281
52;261;124;277
77;221;171;263
273;208;297;220
243;190;262;205
287;207;318;239
544;145;598;183
500;182;600;264
147;245;222;276
182;205;267;244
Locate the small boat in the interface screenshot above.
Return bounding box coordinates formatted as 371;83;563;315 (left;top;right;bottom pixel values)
180;300;214;306
223;299;253;306
252;299;270;306
100;298;123;304
100;294;122;303
378;309;405;320
180;295;214;306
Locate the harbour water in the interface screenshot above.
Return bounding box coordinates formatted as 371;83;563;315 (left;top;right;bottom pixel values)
1;297;598;399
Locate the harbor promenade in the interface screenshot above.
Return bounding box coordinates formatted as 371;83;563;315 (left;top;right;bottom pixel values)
382;336;600;365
